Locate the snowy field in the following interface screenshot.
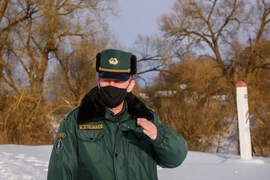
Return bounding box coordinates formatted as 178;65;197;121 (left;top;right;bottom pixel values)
0;144;269;180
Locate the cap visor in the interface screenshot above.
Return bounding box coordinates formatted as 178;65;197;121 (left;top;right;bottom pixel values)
98;72;130;81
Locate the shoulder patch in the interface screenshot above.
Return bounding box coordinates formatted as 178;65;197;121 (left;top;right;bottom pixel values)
158;120;162;124
54;132;66;154
58;132;66;139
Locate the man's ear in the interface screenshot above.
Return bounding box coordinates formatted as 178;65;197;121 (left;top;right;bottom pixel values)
127;79;135;92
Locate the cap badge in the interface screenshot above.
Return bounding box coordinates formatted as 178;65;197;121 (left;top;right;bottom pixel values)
109;58;118;65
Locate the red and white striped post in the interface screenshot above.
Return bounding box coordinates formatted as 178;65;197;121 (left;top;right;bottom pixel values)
236;81;252;160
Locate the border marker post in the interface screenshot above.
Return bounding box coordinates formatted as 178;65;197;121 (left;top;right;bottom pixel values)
236;81;252;160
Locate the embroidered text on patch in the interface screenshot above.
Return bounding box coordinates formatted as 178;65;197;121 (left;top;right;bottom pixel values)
79;124;103;130
55;132;66;154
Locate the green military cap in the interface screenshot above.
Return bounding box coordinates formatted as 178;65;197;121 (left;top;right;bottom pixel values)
96;49;137;81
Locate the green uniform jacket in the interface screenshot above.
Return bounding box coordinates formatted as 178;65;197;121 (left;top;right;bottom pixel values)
47;87;188;180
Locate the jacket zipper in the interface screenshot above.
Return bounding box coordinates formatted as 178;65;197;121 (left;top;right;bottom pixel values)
114;120;120;180
116;121;119;132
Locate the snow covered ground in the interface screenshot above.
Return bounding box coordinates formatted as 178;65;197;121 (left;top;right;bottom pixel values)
0;144;269;180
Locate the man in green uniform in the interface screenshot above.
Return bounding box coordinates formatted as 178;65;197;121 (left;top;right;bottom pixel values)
47;49;188;180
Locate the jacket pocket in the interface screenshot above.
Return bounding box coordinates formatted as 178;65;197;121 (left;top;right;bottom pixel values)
130;130;153;161
77;130;106;165
131;130;148;140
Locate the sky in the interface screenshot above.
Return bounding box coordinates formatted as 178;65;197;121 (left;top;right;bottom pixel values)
107;0;176;86
0;144;269;180
108;0;175;48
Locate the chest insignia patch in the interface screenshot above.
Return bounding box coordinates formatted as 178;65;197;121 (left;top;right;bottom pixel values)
79;124;103;130
55;132;66;154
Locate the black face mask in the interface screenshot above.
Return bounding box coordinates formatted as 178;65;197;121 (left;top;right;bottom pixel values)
99;86;127;108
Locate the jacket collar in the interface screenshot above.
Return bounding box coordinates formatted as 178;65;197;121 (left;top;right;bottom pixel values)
77;86;153;124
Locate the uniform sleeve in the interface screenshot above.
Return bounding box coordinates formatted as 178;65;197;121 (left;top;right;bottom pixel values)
150;111;188;168
47;112;78;180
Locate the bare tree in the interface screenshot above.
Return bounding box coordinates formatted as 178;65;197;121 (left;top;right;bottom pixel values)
139;0;270;156
159;0;270;87
145;57;233;152
0;0;117;144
